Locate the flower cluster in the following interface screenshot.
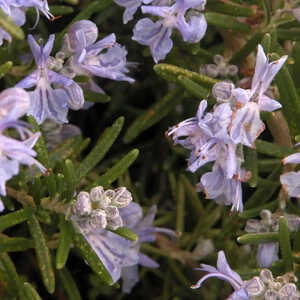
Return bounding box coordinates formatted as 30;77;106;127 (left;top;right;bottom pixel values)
71;186;174;291
245;210;300;268
199;54;238;78
167;45;287;212
192;251;300;299
114;0;207;62
0;0;53;46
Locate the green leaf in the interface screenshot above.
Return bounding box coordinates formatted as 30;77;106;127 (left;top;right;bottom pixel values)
0;236;34;252
255;140;295;158
177;75;209;100
27;115;51;169
294;226;300;252
154;64;218;87
277;28;300;41
0;8;24;40
83;90;111;103
0;208;31;232
124;87;185;143
62;159;76;202
271;53;300;136
291;41;300;87
279;217;293;272
74;231;113;285
244;147;258;188
90;149;139;188
57;268;82;300
46;173;57;199
22;282;42;300
109;227;138;242
56;219;73;270
261;33;271;53
27;213;55;294
0;61;13;79
206;1;254;17
230;32;263;65
76;117;124;180
262;0;271;25
49;5;74;15
237;232;279;244
205;12;251;32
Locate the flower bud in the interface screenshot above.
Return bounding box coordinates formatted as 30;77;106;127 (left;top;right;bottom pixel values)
264;289;278;300
213;54;224;65
105;206;120;220
205;64;218;78
89;209;107;230
73;191;91;216
245;276;265;297
67;20;98;52
212;81;234;103
107;215;123;230
278;283;298;298
90;186;105;202
227;65;238;76
260;269;274;284
111;187;132;208
245;219;264;233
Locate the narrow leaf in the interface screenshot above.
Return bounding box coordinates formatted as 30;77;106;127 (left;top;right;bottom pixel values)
237;232;279;244
76;117;124;180
244;147;258;187
23;282;42;300
176;179;185;234
0;61;13;79
177;75;209;99
83;90;111;103
57;268;82;300
90;149;139;188
255;140;295;158
0;208;31;232
0;236;34;252
205;12;251;32
279;217;293;271
56;219;73;270
0;8;24;40
27;213;55;294
124;87;185;143
206;1;254;17
109;227;138;242
154;64;218;87
74;232;113;285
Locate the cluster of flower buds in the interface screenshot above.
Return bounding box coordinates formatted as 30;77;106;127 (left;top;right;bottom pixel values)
245;211;300;268
199;55;238;78
72;186;133;232
257;269;300;299
192;251;300;299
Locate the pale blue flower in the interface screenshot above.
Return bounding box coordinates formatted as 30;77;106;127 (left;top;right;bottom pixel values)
65;20;135;85
132;0;207;62
16;34;84;124
119;202;175;293
0;88;46;200
230;45;287;147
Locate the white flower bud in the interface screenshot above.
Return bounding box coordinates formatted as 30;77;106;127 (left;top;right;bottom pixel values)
293;7;300;22
278;283;298;298
90;186;105;202
227;65;238;76
260;269;274;284
105;206;120;220
206;64;219;78
264;289;279;300
104;189;116;201
111;187;132;208
245;219;264;233
212;81;234;103
245;276;265;297
107;215;123;230
55;51;65;60
73;191;91;216
89;209;107;230
213;54;224;65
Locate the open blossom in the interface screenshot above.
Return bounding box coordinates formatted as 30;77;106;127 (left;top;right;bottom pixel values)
119;203;175;293
167;99;250;212
132;0;207;62
0;88;46;206
0;0;53;46
230;45;287;147
16;34;84;124
281;152;300;198
62;20;134;93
